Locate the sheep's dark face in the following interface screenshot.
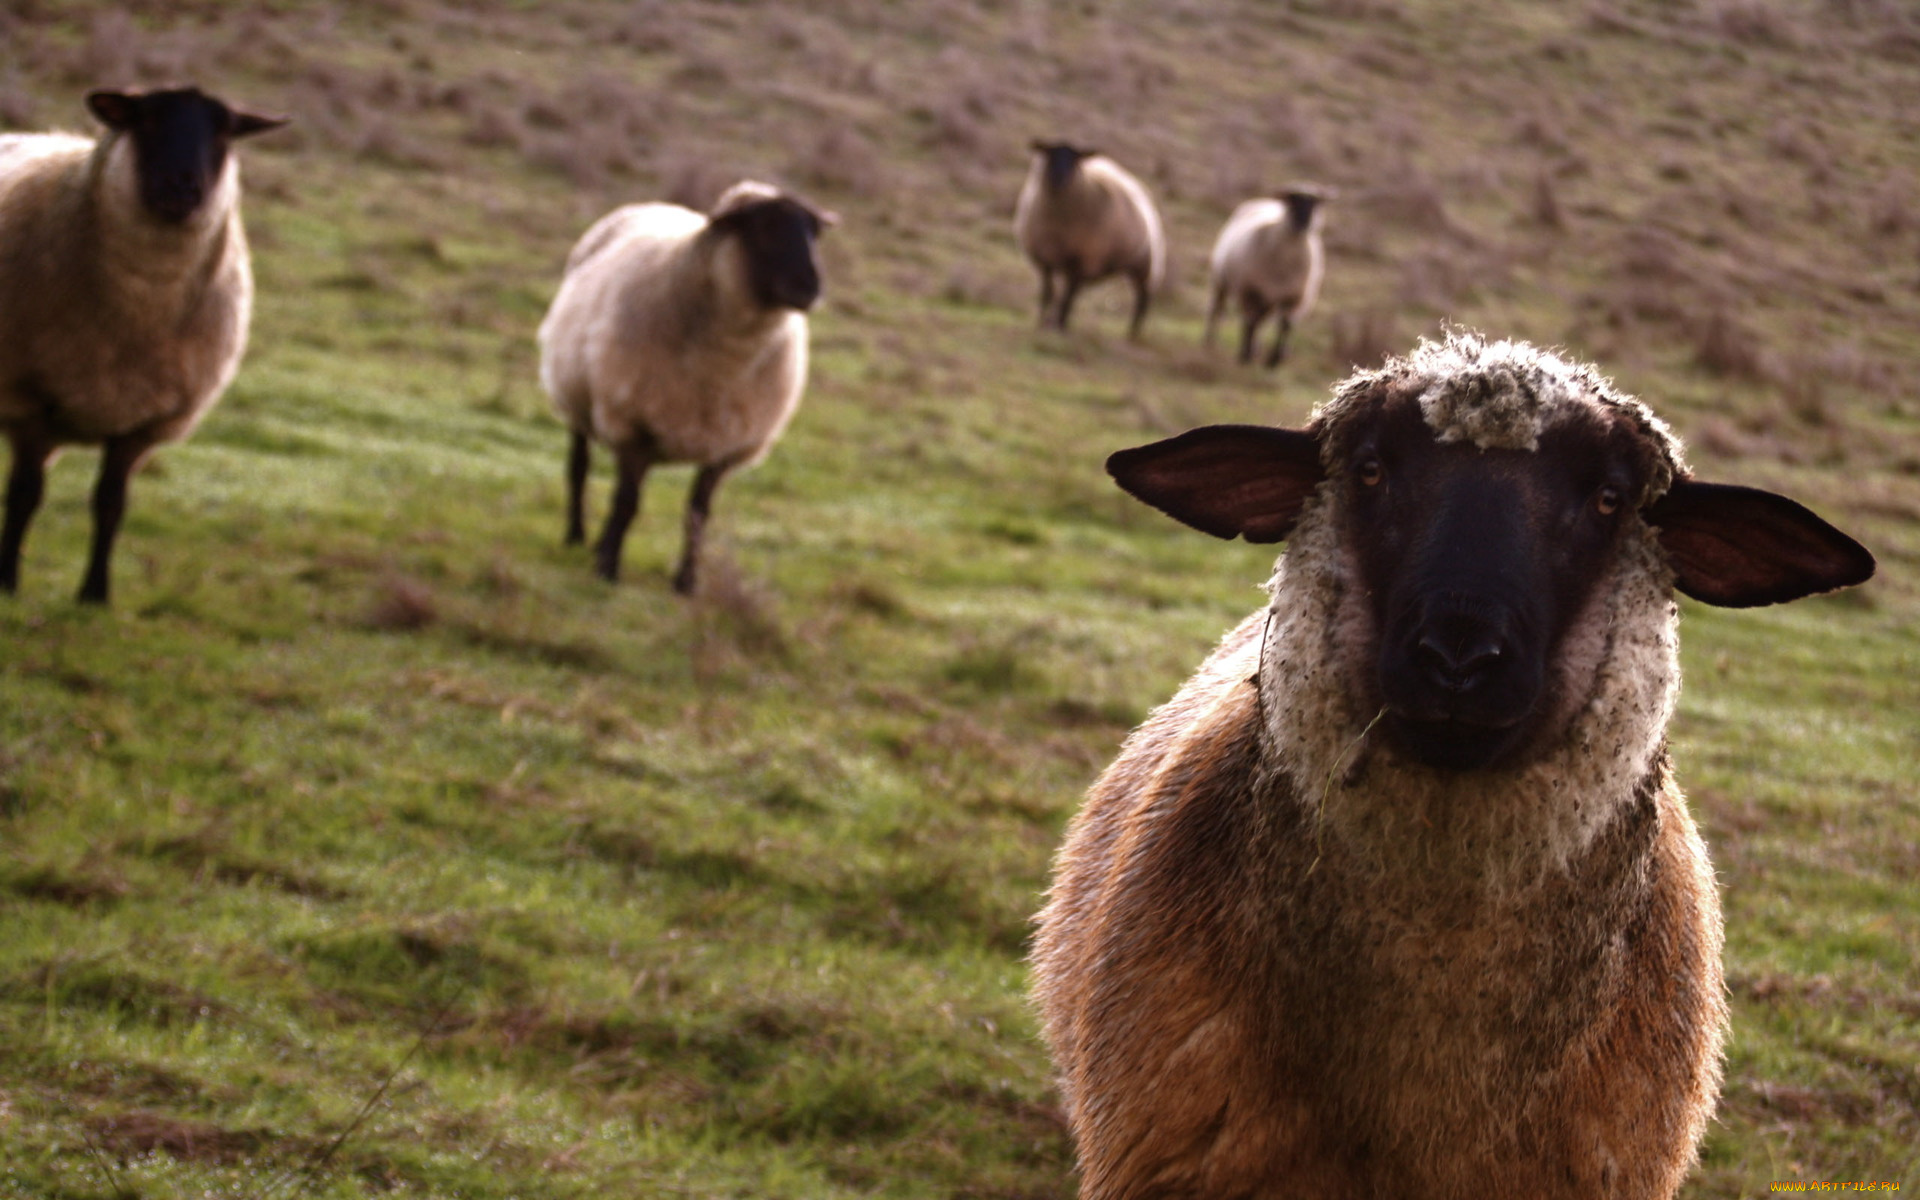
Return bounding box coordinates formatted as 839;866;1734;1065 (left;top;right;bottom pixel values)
1340;395;1657;769
1032;141;1094;192
87;88;286;226
1281;190;1322;233
715;197;831;312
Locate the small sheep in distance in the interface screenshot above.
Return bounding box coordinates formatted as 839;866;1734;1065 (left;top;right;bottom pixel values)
1032;334;1875;1200
0;87;285;604
1205;187;1327;367
1013;140;1165;340
539;180;834;595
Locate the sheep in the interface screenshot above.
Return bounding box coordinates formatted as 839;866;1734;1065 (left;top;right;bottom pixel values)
1013;140;1165;340
0;87;285;604
1031;333;1875;1200
538;180;834;595
1204;188;1326;368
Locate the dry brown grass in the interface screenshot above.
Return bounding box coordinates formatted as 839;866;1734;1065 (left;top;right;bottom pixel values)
1326;307;1401;371
1692;308;1772;382
366;572;440;632
788;122;887;199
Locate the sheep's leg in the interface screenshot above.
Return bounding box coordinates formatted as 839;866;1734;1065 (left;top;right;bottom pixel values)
1264;315;1294;369
671;460;736;597
1037;269;1056;329
564;430;591;546
594;438;656;583
1203;285;1226;350
77;431;155;605
1126;268;1152;342
1;425;55;596
1238;298;1271;365
1055;266;1085;332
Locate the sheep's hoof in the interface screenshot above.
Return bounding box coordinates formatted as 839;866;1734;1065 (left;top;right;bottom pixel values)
671;568;697;597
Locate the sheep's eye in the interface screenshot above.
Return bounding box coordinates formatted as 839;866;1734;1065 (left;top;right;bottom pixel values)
1357;459;1384;488
1596;485;1622;515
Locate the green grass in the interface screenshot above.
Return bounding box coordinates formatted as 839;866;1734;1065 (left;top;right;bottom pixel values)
2;1;1917;1196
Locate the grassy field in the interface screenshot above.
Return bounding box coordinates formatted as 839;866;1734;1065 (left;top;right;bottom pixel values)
1;1;1916;1196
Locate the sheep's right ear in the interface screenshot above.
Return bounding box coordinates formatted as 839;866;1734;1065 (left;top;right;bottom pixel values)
229;109;290;139
1646;479;1876;607
86;91;139;131
1107;425;1323;544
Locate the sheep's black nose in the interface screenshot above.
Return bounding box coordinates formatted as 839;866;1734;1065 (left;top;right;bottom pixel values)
1414;618;1506;693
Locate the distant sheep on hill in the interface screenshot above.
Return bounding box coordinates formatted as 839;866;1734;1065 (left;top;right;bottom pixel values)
1205;188;1326;367
538;180;834;595
1033;334;1875;1200
1013;140;1165;340
0;87;285;604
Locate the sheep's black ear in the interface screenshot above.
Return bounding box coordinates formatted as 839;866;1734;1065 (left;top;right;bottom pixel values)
1647;479;1875;607
86;91;140;131
1107;424;1323;544
229;109;290;139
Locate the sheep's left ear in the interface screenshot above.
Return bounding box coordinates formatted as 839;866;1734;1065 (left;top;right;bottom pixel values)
1646;479;1876;607
228;109;290;139
1108;424;1324;544
86;91;140;131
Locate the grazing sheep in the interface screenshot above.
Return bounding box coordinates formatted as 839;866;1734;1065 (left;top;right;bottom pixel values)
1204;188;1326;367
538;180;834;594
1032;333;1875;1200
1013;140;1165;340
0;87;285;604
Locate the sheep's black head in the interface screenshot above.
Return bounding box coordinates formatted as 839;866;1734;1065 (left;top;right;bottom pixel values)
1107;337;1875;772
1280;188;1324;233
87;87;286;225
1031;140;1096;192
709;186;835;312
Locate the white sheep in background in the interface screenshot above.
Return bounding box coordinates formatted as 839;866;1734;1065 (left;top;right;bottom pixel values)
1204;187;1326;367
1033;333;1875;1200
0;87;285;604
538;180;834;595
1013;140;1165;340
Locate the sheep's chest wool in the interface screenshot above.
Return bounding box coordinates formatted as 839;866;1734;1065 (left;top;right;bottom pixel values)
1032;334;1875;1200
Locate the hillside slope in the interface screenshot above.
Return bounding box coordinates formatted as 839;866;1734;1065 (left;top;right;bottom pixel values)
0;1;1915;1196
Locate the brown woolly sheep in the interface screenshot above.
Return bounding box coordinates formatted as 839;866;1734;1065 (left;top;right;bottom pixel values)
0;88;285;604
1014;140;1165;340
1032;334;1875;1200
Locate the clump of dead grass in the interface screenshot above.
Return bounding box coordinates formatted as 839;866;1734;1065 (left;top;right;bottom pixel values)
659;150;742;212
1530;169;1565;229
787;123;886;198
1692;308;1772;381
366;572;440;632
1327;308;1401;371
1709;0;1802;46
